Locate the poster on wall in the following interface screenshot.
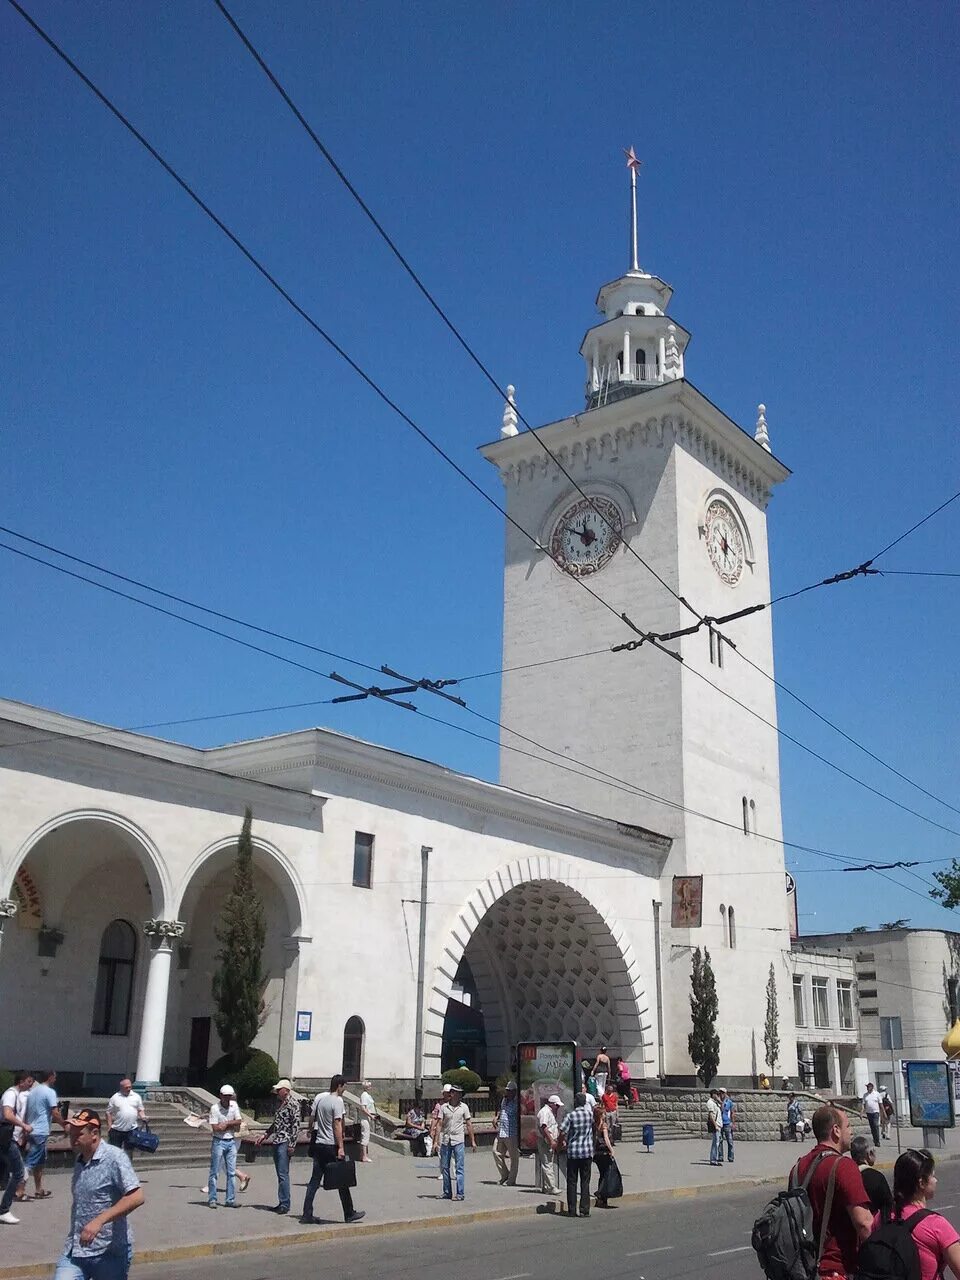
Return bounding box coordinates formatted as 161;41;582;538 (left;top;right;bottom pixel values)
906;1061;955;1128
295;1011;312;1042
671;875;703;928
516;1042;577;1152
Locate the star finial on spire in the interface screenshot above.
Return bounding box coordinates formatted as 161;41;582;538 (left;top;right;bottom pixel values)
624;148;642;271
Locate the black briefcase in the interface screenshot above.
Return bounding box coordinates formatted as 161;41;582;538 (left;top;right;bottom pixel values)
322;1157;357;1191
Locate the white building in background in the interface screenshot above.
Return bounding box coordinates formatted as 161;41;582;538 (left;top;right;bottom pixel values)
788;947;860;1094
0;169;802;1091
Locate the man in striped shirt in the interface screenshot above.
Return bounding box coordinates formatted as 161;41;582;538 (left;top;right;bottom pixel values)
560;1093;595;1218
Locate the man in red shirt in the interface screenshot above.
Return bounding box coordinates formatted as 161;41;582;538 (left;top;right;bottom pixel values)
793;1105;872;1279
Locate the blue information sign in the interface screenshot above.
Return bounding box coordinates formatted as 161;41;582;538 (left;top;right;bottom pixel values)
296;1011;312;1042
905;1061;955;1128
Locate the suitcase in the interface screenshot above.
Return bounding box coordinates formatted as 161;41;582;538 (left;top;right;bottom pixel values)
322;1156;357;1191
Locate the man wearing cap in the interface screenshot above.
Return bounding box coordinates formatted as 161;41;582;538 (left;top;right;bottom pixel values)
492;1081;519;1186
255;1080;301;1215
432;1084;476;1202
54;1108;143;1280
207;1086;242;1209
359;1082;376;1164
536;1095;564;1197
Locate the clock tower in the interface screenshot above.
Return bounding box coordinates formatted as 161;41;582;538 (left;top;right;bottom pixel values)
480;163;793;1082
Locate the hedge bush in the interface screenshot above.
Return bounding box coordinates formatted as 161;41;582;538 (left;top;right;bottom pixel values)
205;1049;278;1104
441;1067;482;1095
0;1069;13;1093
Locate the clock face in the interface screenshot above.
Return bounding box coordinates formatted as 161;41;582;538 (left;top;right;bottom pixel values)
550;495;623;576
704;499;745;585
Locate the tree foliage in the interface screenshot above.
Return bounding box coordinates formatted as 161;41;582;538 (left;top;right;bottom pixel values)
933;863;960;909
212;807;266;1061
688;947;720;1087
879;917;910;930
764;964;780;1074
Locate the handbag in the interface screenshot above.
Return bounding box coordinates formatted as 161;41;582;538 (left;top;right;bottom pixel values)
599;1158;623;1200
322;1156;357;1191
611;1120;623;1143
127;1125;160;1154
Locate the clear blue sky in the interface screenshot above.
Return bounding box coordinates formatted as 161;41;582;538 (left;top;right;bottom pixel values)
2;1;959;933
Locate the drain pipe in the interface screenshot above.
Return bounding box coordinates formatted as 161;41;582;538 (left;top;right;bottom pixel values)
413;845;431;1097
653;899;665;1081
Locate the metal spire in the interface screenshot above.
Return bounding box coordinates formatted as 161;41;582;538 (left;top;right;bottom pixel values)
624;147;642;272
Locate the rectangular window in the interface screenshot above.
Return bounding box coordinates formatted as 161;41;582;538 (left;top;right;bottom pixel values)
352;832;374;888
812;976;830;1028
837;980;855;1030
859;988;878;999
857;969;877;980
793;975;805;1027
880;1016;903;1051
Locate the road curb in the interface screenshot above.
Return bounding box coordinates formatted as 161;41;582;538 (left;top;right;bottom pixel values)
3;1148;957;1277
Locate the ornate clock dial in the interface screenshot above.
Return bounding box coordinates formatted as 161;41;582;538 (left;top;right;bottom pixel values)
704;499;745;585
550;495;623;576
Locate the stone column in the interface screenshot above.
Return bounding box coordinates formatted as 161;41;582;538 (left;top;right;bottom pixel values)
830;1044;842;1096
622;328;631;382
0;899;18;955
134;919;184;1089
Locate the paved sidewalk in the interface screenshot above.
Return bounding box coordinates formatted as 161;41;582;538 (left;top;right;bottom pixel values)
1;1129;953;1278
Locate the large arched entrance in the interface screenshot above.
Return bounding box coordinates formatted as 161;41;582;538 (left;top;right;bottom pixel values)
168;836;305;1083
0;812;168;1090
426;863;651;1080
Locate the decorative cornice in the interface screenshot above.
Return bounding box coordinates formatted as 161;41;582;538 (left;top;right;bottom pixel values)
143;918;186;941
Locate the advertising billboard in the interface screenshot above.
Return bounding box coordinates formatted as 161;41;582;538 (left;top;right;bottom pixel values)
905;1061;955;1128
516;1041;578;1152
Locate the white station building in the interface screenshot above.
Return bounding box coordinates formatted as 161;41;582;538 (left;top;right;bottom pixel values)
0;180;800;1093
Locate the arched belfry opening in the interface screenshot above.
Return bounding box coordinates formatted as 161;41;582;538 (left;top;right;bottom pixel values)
430;873;649;1080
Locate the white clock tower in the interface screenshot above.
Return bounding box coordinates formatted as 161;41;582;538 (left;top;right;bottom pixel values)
480;161;794;1082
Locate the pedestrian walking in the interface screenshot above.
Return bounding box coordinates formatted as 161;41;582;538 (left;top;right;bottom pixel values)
593;1047;611;1097
559;1092;595;1218
207;1085;242;1209
301;1075;365;1225
255;1079;301;1215
706;1088;723;1165
862;1081;883;1145
0;1071;33;1223
880;1087;895;1141
432;1084;476;1202
851;1135;893;1216
105;1081;145;1153
23;1069;64;1200
719;1087;736;1164
536;1095;563;1197
792;1105;871;1278
492;1080;519;1186
54;1107;143;1280
359;1082;376;1163
592;1101;615;1208
601;1081;619;1143
431;1084;452;1178
866;1148;960;1279
786;1092;808;1142
616;1058;633;1106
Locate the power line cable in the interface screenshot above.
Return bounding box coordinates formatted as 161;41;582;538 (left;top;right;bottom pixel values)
870;489;960;562
880;570;960;579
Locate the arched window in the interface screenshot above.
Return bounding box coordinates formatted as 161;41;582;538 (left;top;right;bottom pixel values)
728;906;737;950
92;919;136;1036
342;1015;365;1081
742;797;749;835
635;348;647;379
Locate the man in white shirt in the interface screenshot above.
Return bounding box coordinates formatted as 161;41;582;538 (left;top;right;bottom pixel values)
106;1079;146;1151
536;1095;563;1196
359;1082;376;1164
301;1075;364;1225
862;1081;883;1145
0;1072;34;1224
431;1084;477;1202
207;1085;242;1208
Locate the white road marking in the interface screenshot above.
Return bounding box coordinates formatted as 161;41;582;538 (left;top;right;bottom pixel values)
490;1273;531;1280
626;1246;674;1257
940;1204;955;1210
707;1245;752;1257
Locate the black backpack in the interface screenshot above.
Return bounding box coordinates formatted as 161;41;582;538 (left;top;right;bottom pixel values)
752;1149;840;1280
855;1209;934;1280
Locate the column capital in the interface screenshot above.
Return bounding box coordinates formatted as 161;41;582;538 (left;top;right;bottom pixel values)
0;899;18;921
143;918;185;942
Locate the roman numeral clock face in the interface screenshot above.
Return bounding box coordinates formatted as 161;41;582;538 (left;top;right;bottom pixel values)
550;495;623;575
704;499;745;585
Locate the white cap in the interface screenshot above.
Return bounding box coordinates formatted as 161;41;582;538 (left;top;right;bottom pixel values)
442;1083;453;1093
548;1095;563;1106
362;1081;372;1089
219;1084;236;1097
272;1079;292;1092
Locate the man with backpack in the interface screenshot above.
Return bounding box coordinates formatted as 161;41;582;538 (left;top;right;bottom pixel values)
754;1104;872;1279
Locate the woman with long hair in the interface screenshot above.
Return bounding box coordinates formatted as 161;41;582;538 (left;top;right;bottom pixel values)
878;1148;960;1280
592;1102;615;1209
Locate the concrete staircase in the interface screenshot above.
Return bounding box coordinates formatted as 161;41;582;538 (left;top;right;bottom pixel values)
48;1100;224;1171
615;1106;700;1143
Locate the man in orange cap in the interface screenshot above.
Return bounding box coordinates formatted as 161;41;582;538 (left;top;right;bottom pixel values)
55;1108;143;1279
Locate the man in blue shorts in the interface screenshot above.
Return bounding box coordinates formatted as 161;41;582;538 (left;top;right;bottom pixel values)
23;1069;63;1199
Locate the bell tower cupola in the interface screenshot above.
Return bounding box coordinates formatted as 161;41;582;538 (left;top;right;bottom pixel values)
579;149;690;409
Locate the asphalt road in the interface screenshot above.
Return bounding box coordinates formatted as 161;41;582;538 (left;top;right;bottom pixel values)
131;1152;960;1280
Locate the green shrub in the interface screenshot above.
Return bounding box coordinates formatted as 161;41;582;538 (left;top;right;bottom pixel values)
205;1049;278;1105
0;1069;13;1093
441;1067;482;1095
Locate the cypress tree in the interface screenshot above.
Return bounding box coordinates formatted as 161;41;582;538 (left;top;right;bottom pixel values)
212;807;266;1062
764;963;780;1075
688;946;720;1086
